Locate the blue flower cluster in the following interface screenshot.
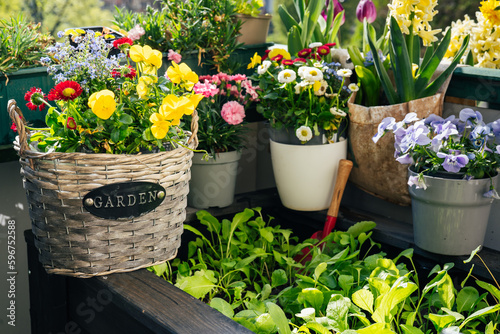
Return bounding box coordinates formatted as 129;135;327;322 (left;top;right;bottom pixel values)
42;30;125;94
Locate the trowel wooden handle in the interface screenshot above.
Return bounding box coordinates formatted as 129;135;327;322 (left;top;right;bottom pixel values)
327;159;353;218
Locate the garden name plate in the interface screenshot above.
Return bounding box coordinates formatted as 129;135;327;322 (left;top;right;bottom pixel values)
83;182;166;219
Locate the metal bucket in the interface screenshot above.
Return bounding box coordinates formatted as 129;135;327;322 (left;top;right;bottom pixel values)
408;169;497;255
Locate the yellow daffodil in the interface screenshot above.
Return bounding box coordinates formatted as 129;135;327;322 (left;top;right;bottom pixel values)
166;62;199;91
88;90;116;120
268;48;291;60
149;112;172;139
137;76;154;99
247;52;262;69
129;45;163;68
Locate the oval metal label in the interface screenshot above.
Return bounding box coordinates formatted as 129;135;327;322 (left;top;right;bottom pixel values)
83;182;166;219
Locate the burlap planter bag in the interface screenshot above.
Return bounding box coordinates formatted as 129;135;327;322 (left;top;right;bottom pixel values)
347;93;445;205
8;99;198;277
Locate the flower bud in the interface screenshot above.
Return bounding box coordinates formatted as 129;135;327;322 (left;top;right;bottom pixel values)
356;0;377;23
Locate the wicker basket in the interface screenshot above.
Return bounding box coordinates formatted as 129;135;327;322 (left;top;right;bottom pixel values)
8;99;199;278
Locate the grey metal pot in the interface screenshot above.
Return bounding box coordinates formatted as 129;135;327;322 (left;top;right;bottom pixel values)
188;151;242;209
408;168;498;255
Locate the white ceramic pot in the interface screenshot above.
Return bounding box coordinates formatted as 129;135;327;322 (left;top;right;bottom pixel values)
270;139;348;211
188;151;242;209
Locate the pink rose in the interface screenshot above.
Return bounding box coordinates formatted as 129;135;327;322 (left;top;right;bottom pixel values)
167;49;182;64
221;101;245;125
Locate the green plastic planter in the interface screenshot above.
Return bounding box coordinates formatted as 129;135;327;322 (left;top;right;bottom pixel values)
0;67;54;149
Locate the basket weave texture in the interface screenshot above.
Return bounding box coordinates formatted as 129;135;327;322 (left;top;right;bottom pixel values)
8;99;198;278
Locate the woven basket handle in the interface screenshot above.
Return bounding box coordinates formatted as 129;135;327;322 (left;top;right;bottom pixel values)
188;110;199;148
7;99;30;154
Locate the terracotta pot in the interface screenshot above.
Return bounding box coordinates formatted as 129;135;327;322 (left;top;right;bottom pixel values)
347;93;445;205
236;14;272;45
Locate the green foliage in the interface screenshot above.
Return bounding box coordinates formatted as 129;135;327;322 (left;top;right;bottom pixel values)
113;0;243;73
151;208;500;333
231;0;264;17
277;0;342;57
0;14;54;74
368;16;469;105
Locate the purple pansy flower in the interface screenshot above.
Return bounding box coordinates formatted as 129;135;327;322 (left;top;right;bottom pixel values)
372;117;396;143
408;175;427;189
437;152;469;173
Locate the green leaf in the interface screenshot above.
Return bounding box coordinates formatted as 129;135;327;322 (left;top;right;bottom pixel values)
259;227;274;243
464;245;482;263
400;325;425;334
457;286;479;313
304;322;331;334
486;321;497;334
278;5;299;33
346;221;377;238
347;46;365;67
314;262;328;280
196;210;221;234
119;113;133;125
338;275;354;295
460;304;500;329
428;314;456;331
437;273;455;309
111;128;120;143
357;323;395;334
325;294;351;332
266;302;291;334
149;262;167;277
299;288;324;312
255;313;276;333
389;16;415;102
367;32;398;105
271;269;288;288
475;280;500;300
175;270;216;299
372;276;418;324
352;288;374;313
210;298;234;318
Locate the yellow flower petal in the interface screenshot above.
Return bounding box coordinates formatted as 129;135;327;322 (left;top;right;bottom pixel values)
166;62;199;90
88;90;116;120
129;45;145;63
149;112;171;139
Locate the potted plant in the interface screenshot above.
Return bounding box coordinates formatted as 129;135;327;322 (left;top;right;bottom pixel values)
250;44;356;211
113;0;244;75
232;0;272;45
373;108;500;255
0;14;55;149
186;72;259;208
345;0;470;205
10;29;205;277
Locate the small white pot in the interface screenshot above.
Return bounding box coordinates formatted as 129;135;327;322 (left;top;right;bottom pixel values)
270;139;348;211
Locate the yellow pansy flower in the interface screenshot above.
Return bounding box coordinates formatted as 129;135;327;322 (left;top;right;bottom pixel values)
88;90;116;120
166;62;199;91
268;48;291;60
129;45;163;68
159;95;196;124
137;76;155;99
189;94;205;110
149;113;172;139
247;52;262;69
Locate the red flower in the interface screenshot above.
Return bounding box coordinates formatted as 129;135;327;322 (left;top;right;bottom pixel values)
112;65;137;79
24;87;46;111
262;49;271;61
318;45;331;56
293;58;307;64
271;54;283;62
113;37;133;48
10;122;17;132
324;43;336;48
282;59;294;66
66;117;77;130
298;48;312;58
48;81;83;101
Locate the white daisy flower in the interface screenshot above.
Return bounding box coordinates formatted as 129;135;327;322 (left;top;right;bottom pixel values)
309;42;323;48
257;60;272;75
314;80;328;96
277;69;297;83
337;68;353;77
348;83;359;92
296;125;313;142
330;107;347;117
313;62;323;68
300;67;323;81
